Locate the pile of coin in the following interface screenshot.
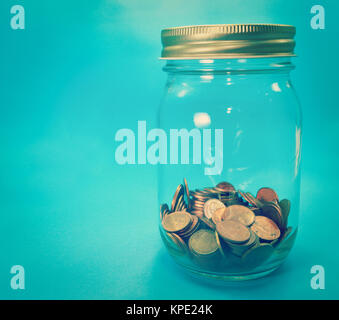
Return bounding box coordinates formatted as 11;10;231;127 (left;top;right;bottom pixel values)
160;179;295;270
190;182;242;217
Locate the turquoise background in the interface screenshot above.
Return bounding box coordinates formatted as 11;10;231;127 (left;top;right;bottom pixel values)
0;0;338;299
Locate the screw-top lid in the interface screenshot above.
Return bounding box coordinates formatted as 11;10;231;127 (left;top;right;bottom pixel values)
161;24;296;59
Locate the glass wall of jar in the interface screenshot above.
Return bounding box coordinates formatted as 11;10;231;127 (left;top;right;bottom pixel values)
158;25;302;281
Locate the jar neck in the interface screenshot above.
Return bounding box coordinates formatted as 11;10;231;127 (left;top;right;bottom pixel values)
162;57;295;75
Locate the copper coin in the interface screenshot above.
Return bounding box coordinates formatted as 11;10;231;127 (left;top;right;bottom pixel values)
168;232;189;254
211;207;227;224
216;220;251;244
183;178;191;209
188;229;219;256
240;228;258;248
193;195;207;201
179;194;187;211
260;202;284;230
226;228;256;248
171;184;184;212
238;190;251;204
160;230;187;255
191;211;204;218
191;201;204;206
160;203;169;221
179;215;200;238
191;203;203;208
250;216;281;241
226;229;258;257
245;192;264;208
256;187;279;202
216;182;236;193
162;211;192;233
203;198;225;219
174;194;183;211
223;205;255;227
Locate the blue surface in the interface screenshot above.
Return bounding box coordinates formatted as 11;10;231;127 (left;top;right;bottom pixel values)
0;0;338;299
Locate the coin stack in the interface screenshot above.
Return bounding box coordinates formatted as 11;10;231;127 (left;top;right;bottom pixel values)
159;179;294;270
162;211;200;240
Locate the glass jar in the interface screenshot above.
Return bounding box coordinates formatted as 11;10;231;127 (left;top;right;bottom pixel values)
158;24;301;281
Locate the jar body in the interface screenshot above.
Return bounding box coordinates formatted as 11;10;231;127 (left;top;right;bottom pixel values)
158;58;302;281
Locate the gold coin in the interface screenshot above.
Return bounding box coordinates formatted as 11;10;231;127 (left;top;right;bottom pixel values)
211;207;226;224
250;216;281;241
216;220;251;244
188;229;219;256
162;211;192;233
241;243;274;267
256;187;279;203
203;198;225;219
223;205;255;227
171;184;184;212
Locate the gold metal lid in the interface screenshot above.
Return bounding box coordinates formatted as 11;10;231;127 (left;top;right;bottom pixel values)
161;24;296;59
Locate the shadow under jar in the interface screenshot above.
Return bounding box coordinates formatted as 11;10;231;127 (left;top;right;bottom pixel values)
158;24;302;281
